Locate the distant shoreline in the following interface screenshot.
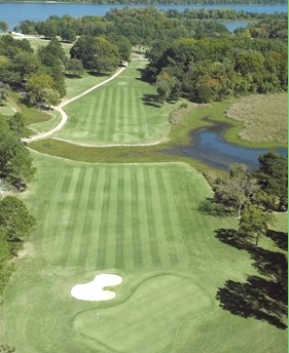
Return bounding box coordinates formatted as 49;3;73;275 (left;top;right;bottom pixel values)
0;1;287;5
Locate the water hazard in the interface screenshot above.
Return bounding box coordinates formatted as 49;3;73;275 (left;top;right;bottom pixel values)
163;120;288;170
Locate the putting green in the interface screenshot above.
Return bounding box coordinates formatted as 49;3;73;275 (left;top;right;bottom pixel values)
74;274;212;353
54;61;175;146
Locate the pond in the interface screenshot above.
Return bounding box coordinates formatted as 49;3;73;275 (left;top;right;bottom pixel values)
164;120;288;170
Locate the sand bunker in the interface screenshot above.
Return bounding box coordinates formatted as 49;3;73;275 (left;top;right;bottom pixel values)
71;274;122;301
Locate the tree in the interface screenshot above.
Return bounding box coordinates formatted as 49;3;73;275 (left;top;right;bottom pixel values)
214;163;259;218
156;71;176;103
65;58;84;77
255;152;288;211
0;82;9;105
0;196;35;242
71;35;120;73
60;26;76;43
26;73;55;107
0;21;8;33
0;115;35;187
7;112;28;137
238;204;273;247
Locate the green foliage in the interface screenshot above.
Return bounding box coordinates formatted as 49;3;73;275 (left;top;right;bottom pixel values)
238;204;273;246
65;58;84;77
0;196;36;242
71;35;120;73
7;112;28;137
213;163;259;217
255;152;288;210
0;21;8;33
0;114;35;187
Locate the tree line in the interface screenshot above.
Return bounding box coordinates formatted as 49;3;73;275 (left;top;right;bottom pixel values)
0;112;35;352
1;0;286;4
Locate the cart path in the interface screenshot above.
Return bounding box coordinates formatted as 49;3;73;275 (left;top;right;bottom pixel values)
22;66;127;143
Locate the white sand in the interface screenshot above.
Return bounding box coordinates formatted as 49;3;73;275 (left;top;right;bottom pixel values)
71;274;122;301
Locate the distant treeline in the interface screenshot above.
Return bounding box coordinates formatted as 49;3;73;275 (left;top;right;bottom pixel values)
0;0;287;4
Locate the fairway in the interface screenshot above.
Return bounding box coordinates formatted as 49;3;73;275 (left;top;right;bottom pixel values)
1;154;287;353
54;60;175;145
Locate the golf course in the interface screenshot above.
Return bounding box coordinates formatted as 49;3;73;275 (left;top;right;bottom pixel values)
0;56;287;353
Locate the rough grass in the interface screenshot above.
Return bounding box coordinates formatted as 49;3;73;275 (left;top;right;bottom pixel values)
56;60;177;145
1;155;287;353
10;92;51;125
227;93;288;146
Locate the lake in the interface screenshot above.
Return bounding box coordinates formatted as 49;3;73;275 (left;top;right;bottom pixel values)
163;121;288;170
0;2;287;31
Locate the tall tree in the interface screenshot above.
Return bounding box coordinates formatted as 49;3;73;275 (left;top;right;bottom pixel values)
0;196;35;242
255;152;288;211
214;163;259;218
238;204;273;247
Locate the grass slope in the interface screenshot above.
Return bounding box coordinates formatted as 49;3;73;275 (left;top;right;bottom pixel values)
1;154;287;353
55;60;176;145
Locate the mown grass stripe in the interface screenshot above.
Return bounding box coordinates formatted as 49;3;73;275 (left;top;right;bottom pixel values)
114;86;121;142
102;87;115;142
103;166;118;268
135;88;145;140
130;85;138;139
139;87;150;139
93;88;106;139
59;167;85;267
122;167;134;269
84;92;99;132
41;168;69;265
130;167;143;267
120;86;128;142
77;167;99;268
65;167;94;267
156;169;179;265
143;167;162;267
96;88;111;142
84;167;106;270
115;166;125;268
135;167;151;267
96;166;112;268
148;167;172;267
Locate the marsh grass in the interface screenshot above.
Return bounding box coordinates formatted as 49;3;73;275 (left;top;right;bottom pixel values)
227;93;288;146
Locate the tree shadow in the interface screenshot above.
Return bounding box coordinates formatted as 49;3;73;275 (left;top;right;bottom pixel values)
216;276;287;330
265;229;288;251
199;198;235;218
215;227;288;329
214;228;251;250
141;94;162;108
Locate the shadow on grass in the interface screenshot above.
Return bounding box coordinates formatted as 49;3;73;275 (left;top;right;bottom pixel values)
141;94;162;108
265;229;288;251
198;198;235;218
215;228;288;329
216;276;287;330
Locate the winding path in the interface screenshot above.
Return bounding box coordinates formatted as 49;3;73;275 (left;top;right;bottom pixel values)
22;66;127;143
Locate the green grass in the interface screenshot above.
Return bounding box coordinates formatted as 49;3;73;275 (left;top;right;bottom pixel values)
1;155;287;353
28;110;62;133
64;72;111;100
56;60;177;145
10;92;51;125
0;100;16;116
